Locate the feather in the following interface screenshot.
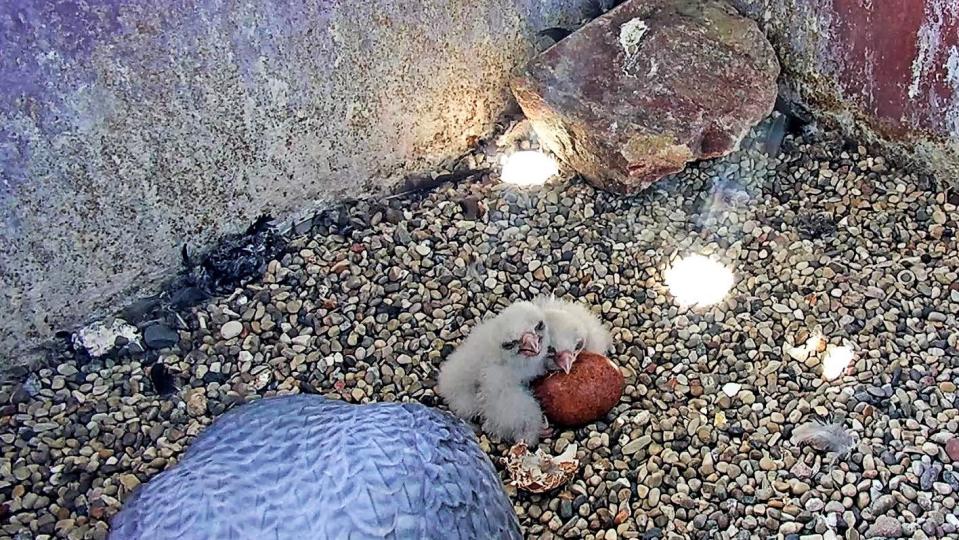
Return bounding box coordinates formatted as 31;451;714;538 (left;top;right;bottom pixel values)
177;214;284;297
791;421;856;456
762;114;788;157
148;363;177;396
109;395;522;539
504;442;579;493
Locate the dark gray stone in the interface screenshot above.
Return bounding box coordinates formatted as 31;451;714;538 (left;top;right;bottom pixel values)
143;324;179;350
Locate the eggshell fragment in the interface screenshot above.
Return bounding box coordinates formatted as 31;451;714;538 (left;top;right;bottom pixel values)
504;442;579;493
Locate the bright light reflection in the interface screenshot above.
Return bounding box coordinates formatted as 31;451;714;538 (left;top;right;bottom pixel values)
501;151;558;186
822;344;854;381
665;254;735;308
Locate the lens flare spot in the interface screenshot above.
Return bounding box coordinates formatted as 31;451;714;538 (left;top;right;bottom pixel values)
501;151;558;186
665;254;734;308
822;344;854;381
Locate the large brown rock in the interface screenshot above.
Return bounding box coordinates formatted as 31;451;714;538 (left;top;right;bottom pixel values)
511;0;780;194
532;352;624;427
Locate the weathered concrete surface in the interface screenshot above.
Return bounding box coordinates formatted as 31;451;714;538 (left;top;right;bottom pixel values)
512;0;779;194
0;0;595;370
730;0;959;183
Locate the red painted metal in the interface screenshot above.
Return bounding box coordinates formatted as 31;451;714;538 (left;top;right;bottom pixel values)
825;0;958;137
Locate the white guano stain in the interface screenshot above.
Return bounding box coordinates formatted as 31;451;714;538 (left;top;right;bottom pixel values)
945;46;959;136
619;18;649;57
909;0;959;100
619;18;649;76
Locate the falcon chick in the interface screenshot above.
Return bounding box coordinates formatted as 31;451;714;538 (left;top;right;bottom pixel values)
534;296;612;373
437;301;552;445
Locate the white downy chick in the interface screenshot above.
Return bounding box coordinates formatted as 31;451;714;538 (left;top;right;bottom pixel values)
437;301;552;445
533;296;612;373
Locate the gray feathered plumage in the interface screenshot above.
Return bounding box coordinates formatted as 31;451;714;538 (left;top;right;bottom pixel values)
790;421;856;456
109;395;521;540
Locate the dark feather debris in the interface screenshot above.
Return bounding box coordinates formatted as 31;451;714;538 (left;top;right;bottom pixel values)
796;212;838;239
149;363;177;396
179;215;285;296
762;114;788;157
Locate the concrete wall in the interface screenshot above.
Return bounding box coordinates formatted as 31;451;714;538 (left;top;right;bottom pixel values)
0;0;593;369
733;0;959;179
5;0;956;370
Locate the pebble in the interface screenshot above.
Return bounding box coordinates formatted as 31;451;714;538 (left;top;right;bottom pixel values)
647;488;661;506
947;438;959;463
220;321;243;340
144;323;179;349
865;516;903;538
186;389;208;416
118;474;141;492
57;364;78;377
622;436;652;455
722;382;741;397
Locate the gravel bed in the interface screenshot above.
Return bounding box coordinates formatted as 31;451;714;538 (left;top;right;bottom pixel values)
2;118;958;540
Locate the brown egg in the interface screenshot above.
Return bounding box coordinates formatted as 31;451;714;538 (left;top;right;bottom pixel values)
532;352;624;427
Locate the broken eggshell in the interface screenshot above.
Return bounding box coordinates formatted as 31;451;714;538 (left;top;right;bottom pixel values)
783;333;826;362
504;442;579;493
532;352;624;427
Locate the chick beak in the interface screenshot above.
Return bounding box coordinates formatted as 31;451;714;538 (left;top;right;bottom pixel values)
518;332;540;357
555;351;576;374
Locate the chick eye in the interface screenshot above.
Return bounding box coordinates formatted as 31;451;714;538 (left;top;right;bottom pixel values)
535;321;545;332
576;339;585;350
502;340;518;350
547;346;556;354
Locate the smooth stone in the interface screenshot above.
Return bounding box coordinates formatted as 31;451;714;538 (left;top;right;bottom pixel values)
220;321;244;340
